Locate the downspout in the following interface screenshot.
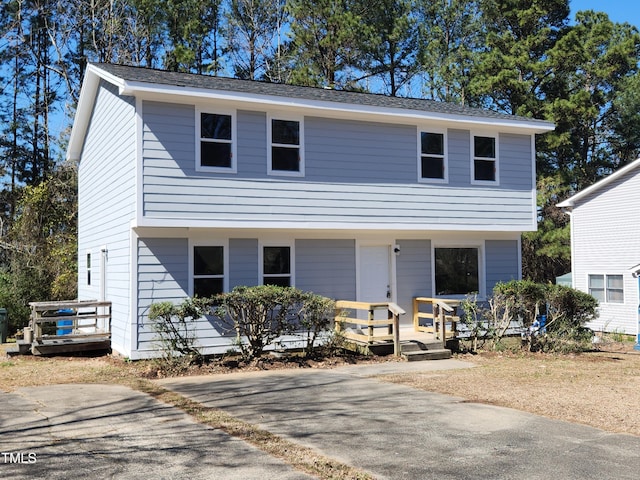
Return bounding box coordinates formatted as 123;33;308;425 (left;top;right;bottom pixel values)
632;270;640;351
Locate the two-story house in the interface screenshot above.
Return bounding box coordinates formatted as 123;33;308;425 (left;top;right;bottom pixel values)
67;63;554;359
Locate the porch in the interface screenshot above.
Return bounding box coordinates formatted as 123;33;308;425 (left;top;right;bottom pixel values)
9;300;112;356
334;297;461;361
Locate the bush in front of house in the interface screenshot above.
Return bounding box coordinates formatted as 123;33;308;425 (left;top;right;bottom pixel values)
149;286;336;364
148;297;210;367
212;285;336;361
460;280;598;353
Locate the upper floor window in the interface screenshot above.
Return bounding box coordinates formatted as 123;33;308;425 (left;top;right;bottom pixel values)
197;110;236;173
473;134;498;183
268;117;304;176
193;246;225;297
419;131;446;182
588;274;623;304
87;252;92;286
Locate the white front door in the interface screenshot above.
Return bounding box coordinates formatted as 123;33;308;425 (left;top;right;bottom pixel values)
359;245;392;319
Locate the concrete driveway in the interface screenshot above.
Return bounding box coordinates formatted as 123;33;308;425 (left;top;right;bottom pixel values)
158;360;640;480
0;384;313;480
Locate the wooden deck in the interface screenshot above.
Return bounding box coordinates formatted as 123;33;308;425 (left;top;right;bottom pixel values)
24;300;112;355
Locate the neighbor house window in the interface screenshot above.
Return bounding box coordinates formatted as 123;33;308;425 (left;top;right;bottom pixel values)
197;111;236;172
263;246;291;286
589;274;623;303
473;135;497;182
193;246;224;297
435;247;479;295
87;253;92;286
269;117;303;175
420;131;446;181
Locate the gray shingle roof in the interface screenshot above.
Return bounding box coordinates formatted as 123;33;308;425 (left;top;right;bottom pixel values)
94;63;551;126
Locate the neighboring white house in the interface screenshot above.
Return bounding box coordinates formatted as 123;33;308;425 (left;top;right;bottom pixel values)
67;63;554;359
557;158;640;348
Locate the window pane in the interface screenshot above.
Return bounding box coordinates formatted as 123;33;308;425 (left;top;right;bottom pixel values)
264;276;291;287
201;142;232;168
272;146;300;171
194;278;224;297
607;275;623;289
421;132;443;155
607;275;623;303
474;159;495;181
201;113;231;140
589;274;604;289
435;248;479;295
272;119;299;145
588;275;605;302
194;246;223;275
474;136;495;158
264;247;290;275
421;156;444;179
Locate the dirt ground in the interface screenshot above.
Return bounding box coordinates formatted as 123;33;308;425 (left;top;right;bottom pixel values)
1;339;639;437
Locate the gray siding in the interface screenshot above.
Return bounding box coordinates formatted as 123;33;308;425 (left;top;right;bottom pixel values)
305;117;416;182
137;237;188;352
141;102;536;230
229;238;259;288
295;239;356;299
485;240;519;294
447;129;471;187
77;80;136;356
500;133;533;190
396;239;432;323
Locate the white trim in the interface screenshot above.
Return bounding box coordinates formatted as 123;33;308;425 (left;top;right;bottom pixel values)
431;240;486;299
267;113;305;177
530;135;537;227
133;217;535;232
195;107;238;174
470;131;499;186
258;239;295;286
417;127;448;184
135;97;144;227
189;238;230;296
129;228;139;358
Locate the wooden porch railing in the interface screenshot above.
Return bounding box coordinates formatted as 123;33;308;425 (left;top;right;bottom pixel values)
413;297;461;347
29;300;112;344
334;301;405;356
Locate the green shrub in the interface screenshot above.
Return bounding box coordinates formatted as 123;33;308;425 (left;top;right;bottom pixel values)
213;285;335;360
461;280;598;354
148;297;209;365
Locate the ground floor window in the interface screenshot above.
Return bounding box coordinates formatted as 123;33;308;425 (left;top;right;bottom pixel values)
263;246;291;286
588;274;623;303
193;246;224;297
435;247;479;295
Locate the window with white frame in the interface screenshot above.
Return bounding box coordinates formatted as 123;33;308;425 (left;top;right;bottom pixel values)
588;274;623;303
263;246;291;286
473;135;497;182
420;131;446;181
269;118;302;174
193;246;224;297
198;111;235;171
434;247;479;295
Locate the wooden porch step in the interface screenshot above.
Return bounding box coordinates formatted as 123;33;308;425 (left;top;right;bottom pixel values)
400;340;451;361
5;340;32;357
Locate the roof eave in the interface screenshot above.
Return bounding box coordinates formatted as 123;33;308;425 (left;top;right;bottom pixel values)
556;157;640;209
122;80;554;133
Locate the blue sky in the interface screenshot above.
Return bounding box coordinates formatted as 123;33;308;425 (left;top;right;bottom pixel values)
570;0;640;29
